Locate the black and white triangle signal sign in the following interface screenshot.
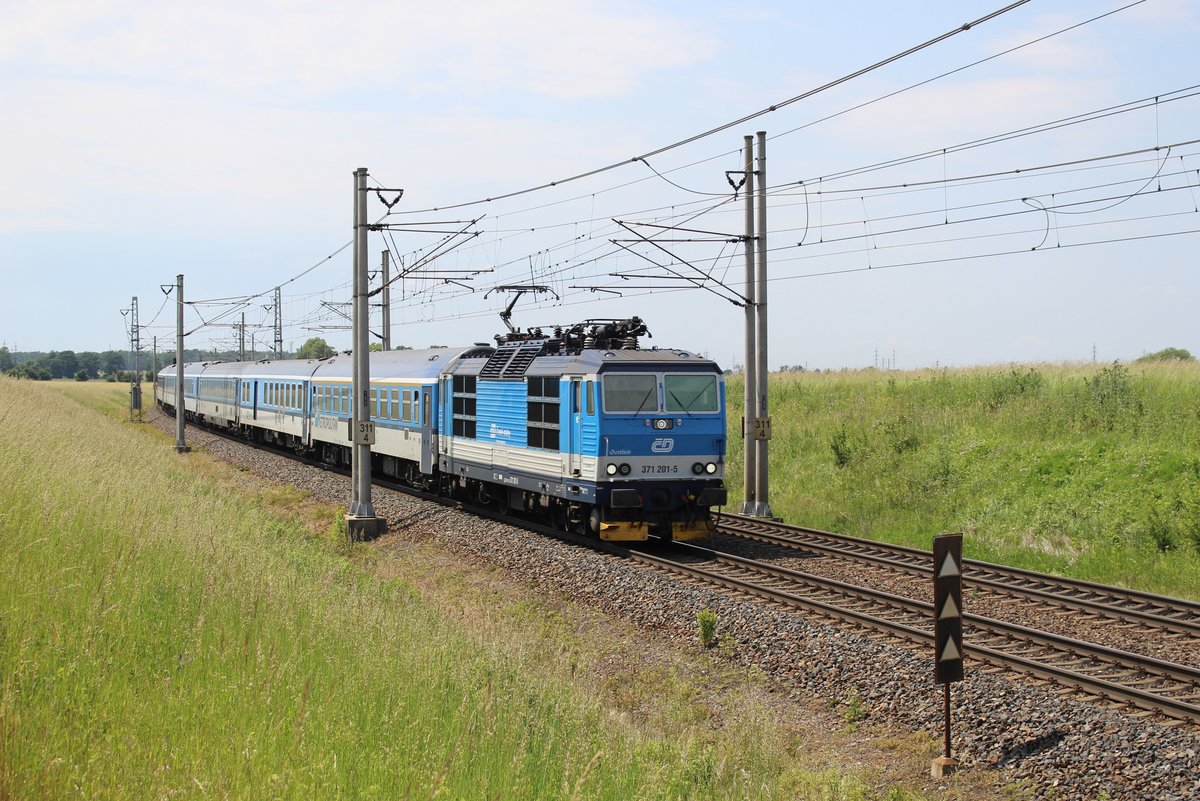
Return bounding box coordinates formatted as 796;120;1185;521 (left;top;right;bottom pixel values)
933;533;964;684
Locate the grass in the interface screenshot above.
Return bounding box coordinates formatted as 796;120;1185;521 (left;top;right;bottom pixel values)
725;361;1200;599
0;378;942;800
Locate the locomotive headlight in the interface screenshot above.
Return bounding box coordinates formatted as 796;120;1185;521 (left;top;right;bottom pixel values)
653;418;670;431
691;462;704;475
606;463;618;476
705;462;718;474
618;463;632;476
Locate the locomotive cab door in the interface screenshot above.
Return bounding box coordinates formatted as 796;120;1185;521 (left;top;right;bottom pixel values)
567;377;584;477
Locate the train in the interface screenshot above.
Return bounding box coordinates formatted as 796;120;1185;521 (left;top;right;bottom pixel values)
155;318;728;540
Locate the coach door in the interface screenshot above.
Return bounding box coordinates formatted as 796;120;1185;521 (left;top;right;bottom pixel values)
567;377;584;477
252;380;259;420
420;387;434;473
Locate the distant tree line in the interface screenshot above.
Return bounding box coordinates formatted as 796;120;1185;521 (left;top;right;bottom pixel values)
1;346;209;382
0;337;425;381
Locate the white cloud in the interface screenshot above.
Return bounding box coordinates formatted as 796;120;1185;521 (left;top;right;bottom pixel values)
0;0;718;101
0;0;717;234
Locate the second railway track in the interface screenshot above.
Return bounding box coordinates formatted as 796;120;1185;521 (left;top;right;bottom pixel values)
717;512;1200;638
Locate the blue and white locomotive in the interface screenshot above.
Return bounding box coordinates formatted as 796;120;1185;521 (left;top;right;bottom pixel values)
156;318;728;540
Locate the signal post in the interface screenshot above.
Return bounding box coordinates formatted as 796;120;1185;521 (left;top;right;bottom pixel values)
931;532;965;778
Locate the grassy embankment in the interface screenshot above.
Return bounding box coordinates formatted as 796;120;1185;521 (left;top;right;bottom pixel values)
726;361;1200;598
0;378;934;800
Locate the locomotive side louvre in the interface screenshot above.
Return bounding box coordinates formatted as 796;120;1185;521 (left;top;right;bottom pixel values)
438;355;603;510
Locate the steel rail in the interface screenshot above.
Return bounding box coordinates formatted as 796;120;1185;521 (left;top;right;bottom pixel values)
717;513;1200;637
631;541;1200;724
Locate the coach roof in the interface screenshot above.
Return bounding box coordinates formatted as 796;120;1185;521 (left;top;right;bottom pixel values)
311;346;492;382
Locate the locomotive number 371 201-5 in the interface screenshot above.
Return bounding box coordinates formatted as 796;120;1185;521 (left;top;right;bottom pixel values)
642;465;678;474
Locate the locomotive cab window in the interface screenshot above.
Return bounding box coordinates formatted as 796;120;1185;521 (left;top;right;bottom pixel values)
664;374;719;413
603;374;658;413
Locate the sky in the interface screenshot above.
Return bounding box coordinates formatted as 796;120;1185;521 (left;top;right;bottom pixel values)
1;0;1197;370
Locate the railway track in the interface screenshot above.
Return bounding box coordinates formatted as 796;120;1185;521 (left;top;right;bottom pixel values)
716;513;1200;638
629;540;1200;726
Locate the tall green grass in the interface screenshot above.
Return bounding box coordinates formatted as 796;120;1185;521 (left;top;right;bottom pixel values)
726;362;1200;598
0;379;928;800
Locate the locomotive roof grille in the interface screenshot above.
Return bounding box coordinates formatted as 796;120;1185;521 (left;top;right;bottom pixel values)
479;340;547;379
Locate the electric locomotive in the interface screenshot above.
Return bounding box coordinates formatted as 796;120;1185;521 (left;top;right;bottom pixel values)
440;318;726;539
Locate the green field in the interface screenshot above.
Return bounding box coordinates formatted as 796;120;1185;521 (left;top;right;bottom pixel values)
9;362;1193;799
0;379;935;800
726;361;1200;599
